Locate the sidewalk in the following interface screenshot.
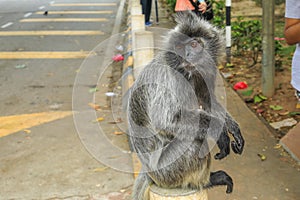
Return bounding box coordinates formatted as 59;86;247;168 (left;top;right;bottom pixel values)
127;1;300;199
0;1;299;200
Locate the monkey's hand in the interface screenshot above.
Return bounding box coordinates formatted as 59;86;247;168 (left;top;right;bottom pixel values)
226;116;244;155
214;127;230;160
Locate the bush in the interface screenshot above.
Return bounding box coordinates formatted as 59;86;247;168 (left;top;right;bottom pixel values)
212;1;283;68
166;0;176;11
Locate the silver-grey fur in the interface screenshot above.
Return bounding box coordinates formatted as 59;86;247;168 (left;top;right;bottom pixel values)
127;11;244;200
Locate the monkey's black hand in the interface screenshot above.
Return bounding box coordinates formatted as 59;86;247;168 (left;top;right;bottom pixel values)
227;118;244;154
214;129;230;160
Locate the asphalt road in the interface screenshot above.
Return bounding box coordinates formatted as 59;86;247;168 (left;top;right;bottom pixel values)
0;0;133;199
0;0;120;116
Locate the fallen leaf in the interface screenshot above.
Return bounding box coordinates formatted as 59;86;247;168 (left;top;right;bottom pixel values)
257;153;267;161
93;167;108;172
88;103;101;110
226;63;234;68
108;118;123;124
256;109;264;114
278;111;289;116
254;95;263;103
24;129;31;134
113;131;124;135
270;105;283;111
15;64;26;69
92;117;105;123
289;111;300;116
254;94;267;103
89;87;99;93
274;144;282;149
241;88;253;96
258;94;267;100
96;117;104;122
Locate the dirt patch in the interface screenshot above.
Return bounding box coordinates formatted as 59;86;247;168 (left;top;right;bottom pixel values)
220;0;300;140
221;54;299;140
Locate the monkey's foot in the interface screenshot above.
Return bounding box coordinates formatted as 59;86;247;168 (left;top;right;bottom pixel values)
204;170;233;194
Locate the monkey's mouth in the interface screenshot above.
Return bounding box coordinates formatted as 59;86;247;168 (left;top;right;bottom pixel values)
182;61;195;71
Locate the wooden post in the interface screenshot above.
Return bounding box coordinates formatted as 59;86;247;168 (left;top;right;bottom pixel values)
262;0;275;97
149;185;208;200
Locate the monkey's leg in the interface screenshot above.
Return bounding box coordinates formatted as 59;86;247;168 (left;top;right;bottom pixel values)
204;170;233;194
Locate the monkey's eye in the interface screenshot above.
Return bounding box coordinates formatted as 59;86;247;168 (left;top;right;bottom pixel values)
190;40;198;48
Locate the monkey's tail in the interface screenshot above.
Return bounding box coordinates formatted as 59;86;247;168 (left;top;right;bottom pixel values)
133;172;152;200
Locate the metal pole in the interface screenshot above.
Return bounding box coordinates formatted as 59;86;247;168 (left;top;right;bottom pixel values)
225;0;231;64
155;0;159;24
262;0;275;97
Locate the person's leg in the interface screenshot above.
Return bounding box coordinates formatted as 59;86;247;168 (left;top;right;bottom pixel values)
141;0;146;15
144;0;152;23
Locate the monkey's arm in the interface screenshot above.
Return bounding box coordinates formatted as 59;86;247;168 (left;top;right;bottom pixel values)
210;101;244;157
225;113;244;154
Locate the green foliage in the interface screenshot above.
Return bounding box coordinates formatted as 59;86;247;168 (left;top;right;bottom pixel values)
212;0;225;28
166;0;176;11
212;2;285;69
231;18;262;66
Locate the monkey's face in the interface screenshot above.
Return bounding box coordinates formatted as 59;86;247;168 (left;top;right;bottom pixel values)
174;37;204;72
165;32;211;79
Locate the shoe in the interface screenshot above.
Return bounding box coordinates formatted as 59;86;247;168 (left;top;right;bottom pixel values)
145;21;152;27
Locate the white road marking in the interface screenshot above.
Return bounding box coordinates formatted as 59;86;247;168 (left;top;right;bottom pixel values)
1;22;13;29
39;6;45;10
50;1;55;4
24;12;32;18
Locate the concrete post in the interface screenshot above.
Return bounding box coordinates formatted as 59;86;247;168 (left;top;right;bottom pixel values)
131;3;142;15
132;31;154;78
262;0;275;97
131;15;145;32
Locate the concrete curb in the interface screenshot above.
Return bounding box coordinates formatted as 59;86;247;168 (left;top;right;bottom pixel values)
121;0;145;178
122;0;155;179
